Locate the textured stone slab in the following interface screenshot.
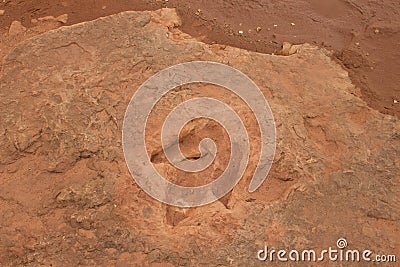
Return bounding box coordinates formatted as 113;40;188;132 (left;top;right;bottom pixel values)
0;9;398;266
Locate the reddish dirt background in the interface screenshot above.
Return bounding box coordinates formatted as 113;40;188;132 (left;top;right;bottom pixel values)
0;3;399;266
0;0;399;118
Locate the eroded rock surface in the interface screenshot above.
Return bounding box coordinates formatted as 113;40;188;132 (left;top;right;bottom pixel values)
0;9;399;266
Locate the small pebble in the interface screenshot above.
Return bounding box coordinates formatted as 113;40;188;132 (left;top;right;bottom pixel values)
238;30;244;34
273;24;278;27
256;27;262;32
374;29;380;34
56;14;68;24
291;22;295;26
0;10;5;15
394;100;399;104
9;20;26;36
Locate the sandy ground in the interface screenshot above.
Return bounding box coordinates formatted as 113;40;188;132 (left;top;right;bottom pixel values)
0;1;399;266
